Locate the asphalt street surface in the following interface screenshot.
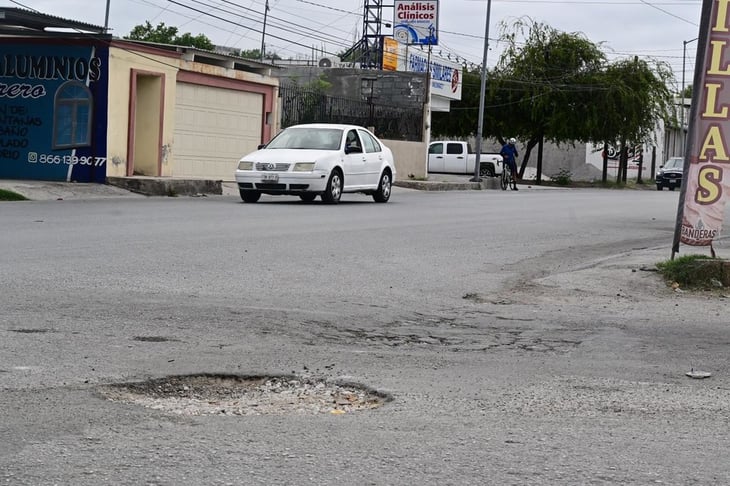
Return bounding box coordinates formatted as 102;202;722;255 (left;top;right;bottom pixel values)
1;186;729;485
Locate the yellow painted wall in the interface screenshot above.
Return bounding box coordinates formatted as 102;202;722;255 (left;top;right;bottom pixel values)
106;47;179;177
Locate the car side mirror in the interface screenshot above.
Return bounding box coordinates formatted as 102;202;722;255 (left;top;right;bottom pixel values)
257;144;267;150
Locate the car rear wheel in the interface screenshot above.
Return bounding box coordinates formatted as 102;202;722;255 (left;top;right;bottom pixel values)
299;193;317;202
321;169;343;204
372;171;392;203
240;189;261;203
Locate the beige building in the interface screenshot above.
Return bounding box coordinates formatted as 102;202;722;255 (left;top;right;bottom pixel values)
106;41;279;182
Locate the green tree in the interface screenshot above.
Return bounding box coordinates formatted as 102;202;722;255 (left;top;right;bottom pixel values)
238;48;282;60
486;19;607;182
433;19;675;184
601;57;674;184
125;21;214;50
175;32;214;51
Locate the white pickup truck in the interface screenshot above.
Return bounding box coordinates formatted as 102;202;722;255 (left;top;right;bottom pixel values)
428;141;503;177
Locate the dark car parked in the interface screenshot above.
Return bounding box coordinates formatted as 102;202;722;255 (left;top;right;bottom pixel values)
656;156;684;191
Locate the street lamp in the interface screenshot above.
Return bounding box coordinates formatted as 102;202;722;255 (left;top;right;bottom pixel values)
680;37;698;155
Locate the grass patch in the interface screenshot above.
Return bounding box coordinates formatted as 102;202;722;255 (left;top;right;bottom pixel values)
0;188;28;201
656;254;727;290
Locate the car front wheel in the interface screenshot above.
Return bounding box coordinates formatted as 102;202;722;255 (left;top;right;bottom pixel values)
321;169;343;204
479;164;494;178
372;171;392;203
656;185;663;191
240;189;261;203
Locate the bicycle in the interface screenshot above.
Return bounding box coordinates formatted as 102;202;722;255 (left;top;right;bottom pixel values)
500;158;513;190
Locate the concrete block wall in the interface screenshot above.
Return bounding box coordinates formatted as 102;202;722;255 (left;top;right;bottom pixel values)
383;139;427;180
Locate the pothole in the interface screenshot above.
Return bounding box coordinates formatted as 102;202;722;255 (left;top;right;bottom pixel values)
133;336;179;342
98;374;390;416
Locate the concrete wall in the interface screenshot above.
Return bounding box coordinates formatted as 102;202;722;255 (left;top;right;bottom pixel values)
279;67;427;108
384;139;427;180
454;136;625;181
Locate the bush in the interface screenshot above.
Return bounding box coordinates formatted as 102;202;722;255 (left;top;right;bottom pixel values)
552;168;573;185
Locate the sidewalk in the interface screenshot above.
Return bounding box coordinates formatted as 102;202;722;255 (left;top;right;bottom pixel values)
0;174;554;201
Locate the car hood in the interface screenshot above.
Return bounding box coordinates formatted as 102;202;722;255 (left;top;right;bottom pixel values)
659;168;683;174
240;149;339;162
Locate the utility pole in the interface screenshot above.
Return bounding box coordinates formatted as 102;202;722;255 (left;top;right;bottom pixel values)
261;0;270;61
104;0;110;33
471;0;492;182
680;37;698;156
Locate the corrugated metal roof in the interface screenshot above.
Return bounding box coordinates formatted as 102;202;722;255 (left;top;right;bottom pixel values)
0;7;106;35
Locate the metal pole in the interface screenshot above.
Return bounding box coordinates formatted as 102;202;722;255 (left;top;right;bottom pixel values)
104;0;111;34
672;3;711;258
261;0;270;61
680;37;697;156
471;0;492;182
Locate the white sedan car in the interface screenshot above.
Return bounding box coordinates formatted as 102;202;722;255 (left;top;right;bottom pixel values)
234;123;396;204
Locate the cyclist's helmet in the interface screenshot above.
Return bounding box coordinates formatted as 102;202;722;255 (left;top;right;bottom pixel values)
509;138;516;144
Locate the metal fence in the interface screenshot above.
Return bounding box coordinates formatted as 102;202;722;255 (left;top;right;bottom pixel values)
278;85;423;141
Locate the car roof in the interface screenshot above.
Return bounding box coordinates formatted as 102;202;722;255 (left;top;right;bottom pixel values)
288;123;368;131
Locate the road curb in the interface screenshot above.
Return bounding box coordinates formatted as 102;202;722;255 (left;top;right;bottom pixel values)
395;177;500;191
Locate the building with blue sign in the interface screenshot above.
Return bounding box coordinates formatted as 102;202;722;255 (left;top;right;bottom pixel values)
0;7;279;183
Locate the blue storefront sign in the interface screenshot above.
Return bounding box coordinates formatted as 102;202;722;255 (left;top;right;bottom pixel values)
0;40;109;182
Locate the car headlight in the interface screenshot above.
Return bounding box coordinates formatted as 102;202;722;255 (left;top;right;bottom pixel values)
293;162;316;172
238;161;254;170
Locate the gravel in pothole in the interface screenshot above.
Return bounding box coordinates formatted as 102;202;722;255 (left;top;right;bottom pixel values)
98;374;389;416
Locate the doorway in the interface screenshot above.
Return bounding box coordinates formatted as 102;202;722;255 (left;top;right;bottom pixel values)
128;70;165;176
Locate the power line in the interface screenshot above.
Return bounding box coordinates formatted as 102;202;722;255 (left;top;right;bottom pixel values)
636;0;699;25
167;0;352;56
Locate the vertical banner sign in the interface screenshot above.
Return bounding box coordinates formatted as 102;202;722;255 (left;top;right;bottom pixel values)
393;1;439;46
383;37;399;71
675;0;730;250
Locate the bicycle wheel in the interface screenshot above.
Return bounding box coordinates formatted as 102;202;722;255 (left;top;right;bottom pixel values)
500;165;509;190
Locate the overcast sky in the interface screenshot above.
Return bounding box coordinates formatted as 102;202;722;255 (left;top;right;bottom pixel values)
9;0;703;89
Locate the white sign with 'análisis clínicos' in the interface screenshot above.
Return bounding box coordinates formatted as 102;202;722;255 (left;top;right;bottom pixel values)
393;1;439;46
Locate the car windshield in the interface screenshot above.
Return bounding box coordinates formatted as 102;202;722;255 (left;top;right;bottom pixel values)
265;128;343;150
664;157;684;170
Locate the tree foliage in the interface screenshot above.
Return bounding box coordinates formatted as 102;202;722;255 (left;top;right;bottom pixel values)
238;48;282;60
431;18;676;181
125;21;214;50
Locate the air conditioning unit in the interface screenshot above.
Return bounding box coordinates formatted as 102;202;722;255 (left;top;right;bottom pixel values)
318;56;342;68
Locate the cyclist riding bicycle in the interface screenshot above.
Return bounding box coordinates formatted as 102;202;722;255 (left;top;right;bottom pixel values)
500;138;519;191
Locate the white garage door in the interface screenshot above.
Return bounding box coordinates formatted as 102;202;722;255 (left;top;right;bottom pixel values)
174;83;263;181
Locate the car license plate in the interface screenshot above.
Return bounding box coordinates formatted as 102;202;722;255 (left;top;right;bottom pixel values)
261;173;278;182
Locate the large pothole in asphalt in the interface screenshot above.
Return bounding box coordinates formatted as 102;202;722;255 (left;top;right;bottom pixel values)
98;374;390;416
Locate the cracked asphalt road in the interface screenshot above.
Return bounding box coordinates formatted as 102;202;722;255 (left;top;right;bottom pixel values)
1;187;729;485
